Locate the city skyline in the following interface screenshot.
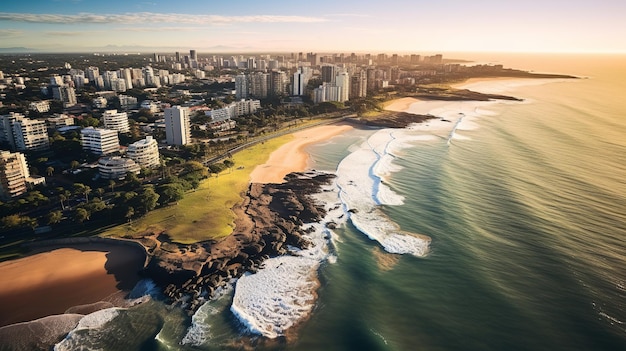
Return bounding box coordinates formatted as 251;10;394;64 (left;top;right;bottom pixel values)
1;0;625;54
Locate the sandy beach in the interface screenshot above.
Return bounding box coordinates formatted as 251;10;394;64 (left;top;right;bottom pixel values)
383;97;422;112
249;123;354;183
0;244;144;327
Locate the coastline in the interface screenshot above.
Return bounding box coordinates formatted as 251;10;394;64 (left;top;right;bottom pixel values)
383;97;423;112
0;243;144;327
0;76;539;342
249;123;354;183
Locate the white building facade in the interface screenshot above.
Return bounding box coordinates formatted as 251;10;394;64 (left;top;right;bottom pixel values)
0;150;30;199
102;110;130;133
164;106;191;145
80;127;120;155
127;136;160;168
98;157;141;180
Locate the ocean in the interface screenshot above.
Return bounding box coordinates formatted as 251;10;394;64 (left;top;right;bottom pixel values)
28;53;626;351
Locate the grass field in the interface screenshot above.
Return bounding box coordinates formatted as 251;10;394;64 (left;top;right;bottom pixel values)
102;135;294;244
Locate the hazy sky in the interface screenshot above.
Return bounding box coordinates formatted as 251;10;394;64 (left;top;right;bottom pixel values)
1;0;625;53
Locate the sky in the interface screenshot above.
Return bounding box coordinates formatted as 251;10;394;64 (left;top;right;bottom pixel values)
1;0;625;53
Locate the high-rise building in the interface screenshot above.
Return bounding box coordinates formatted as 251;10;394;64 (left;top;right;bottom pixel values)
350;70;367;99
52;86;77;107
235;74;249;100
164;106;191;145
190;49;197;61
321;65;337;84
249;72;269;98
293;70;307;96
120;68;133;90
86;66;99;82
335;72;350;102
0;151;30;199
270;70;287;96
80;127;120;155
102;110;130;133
127;136;160;168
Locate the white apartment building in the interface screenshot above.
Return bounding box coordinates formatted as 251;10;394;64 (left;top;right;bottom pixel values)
80;127;120;155
12;117;50;152
127;136;160;168
47;114;75;129
164;106;191;145
98;157;141;180
102;110;130;133
0;150;29;199
206;99;261;122
29;101;50;113
0;113;49;151
140;100;160;113
335;72;350;102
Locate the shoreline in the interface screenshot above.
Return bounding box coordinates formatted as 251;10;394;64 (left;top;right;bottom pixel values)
0;243;145;327
249;122;354;183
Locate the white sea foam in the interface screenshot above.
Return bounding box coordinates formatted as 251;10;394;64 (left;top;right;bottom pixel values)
181;285;234;346
336;128;434;256
54;308;121;350
230;176;344;339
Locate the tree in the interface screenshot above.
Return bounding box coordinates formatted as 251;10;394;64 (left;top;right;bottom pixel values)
109;180;116;192
137;186;159;214
95;188;105;199
223;159;235;173
70;160;80;170
74;183;91;202
58;189;71;210
47;210;63;225
125;206;135;222
1;214;22;228
74;208;90;223
157;183;185;204
46;166;55;177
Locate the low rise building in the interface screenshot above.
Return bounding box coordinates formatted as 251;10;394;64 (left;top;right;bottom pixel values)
98;156;141;180
80;127;120;155
29;100;50;113
127;136;160;168
102;109;130;133
0;113;50;151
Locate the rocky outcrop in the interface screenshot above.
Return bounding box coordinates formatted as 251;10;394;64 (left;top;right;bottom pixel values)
140;171;335;313
350;111;437;128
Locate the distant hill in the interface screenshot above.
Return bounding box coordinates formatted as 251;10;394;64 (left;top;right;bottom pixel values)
0;47;38;53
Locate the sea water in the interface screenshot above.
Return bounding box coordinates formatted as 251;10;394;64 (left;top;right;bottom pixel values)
24;53;625;351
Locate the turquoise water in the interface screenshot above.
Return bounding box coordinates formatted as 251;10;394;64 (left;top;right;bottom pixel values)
295;55;626;351
44;54;626;350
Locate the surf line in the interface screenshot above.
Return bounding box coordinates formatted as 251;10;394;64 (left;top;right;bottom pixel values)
367;130;397;205
447;112;465;146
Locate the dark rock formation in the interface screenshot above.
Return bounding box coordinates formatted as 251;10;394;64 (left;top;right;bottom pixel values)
140;171;335;313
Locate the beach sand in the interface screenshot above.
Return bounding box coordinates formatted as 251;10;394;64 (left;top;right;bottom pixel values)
249;123;354;183
383;97;422;112
0;244;144;327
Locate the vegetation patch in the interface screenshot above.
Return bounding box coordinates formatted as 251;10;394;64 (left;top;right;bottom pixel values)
103;135;293;243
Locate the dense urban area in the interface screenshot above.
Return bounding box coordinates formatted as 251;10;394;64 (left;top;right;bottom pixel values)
0;49;531;253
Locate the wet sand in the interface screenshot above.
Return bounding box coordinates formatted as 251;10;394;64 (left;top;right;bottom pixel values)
0;244;144;327
249;123;354;184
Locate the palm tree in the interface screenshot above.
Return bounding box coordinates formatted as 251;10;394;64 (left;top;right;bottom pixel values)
46;166;54;177
125;207;135;223
109;180;116;192
59;193;67;210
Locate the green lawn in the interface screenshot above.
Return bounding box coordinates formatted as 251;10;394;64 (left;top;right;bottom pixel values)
102;135;294;244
